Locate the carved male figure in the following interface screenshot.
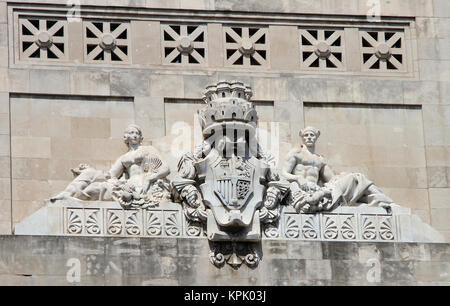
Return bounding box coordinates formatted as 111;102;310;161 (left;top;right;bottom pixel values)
282;126;394;213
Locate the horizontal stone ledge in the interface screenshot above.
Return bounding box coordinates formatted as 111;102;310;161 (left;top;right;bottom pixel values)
13;199;444;243
6;0;433;18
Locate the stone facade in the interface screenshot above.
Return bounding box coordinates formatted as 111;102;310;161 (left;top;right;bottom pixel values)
1;0;448;239
0;0;448;284
0;235;448;286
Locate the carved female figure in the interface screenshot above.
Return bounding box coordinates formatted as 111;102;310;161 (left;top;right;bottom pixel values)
50;124;171;209
110;124;171;208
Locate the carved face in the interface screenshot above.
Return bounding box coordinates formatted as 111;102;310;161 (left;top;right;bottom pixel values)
302;131;317;147
124;125;143;146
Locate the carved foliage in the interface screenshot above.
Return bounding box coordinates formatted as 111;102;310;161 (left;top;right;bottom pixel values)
322;215;339;239
379;217;394;240
300;28;344;69
340;215;356;240
106;210;123;235
164;211;181;236
66;209;102;235
85;210;101;235
67;209;82;234
301;215;318;239
263;224;279;238
209;241;260;269
145;210;162;236
185;219;203;237
224;26;268;67
361;216;377;240
125;211;141;235
19;17;67;60
285;215;300;238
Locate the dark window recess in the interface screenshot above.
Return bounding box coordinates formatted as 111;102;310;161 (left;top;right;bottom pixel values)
250;56;260;66
94;51;104;61
233;55;243;65
302;35;312;45
54;27;64;37
255;34;265;44
226;33;236;43
227;49;236;59
310;58;320;67
188;54;199;64
194;32;204;42
117;45;127;55
370;59;380;69
256;50;266;59
171;25;181;35
392;54;402;63
86;28;97;38
363;53;372;63
164;30;175;41
172;53;182;63
231;28;242;36
196;48;205;57
331;37;341;46
92;22;103;32
117;29;127;40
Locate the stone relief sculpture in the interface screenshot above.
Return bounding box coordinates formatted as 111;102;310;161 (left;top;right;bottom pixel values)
282;126;395;214
50;163;111;202
16;80;444;268
51;124;171;209
172;80;289;269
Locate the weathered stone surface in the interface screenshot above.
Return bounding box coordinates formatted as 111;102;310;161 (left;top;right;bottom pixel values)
1;236;448;285
0;0;448;287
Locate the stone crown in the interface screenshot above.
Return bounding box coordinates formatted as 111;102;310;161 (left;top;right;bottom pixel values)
198;80;258;132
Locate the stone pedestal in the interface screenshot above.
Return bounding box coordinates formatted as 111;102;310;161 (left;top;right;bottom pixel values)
14;200;444;243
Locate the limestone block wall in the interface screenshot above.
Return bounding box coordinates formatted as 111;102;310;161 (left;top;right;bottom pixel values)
0;0;448;241
0;236;448;285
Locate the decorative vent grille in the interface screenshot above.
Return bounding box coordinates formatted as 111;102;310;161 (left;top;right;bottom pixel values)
13;10;412;75
299;28;344;69
19;17;67;60
360;30;405;71
83;21;130;63
224;26;268;67
161;24;207;64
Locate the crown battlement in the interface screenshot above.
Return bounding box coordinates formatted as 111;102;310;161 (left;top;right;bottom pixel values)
202;80;253;102
198;80;258;133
